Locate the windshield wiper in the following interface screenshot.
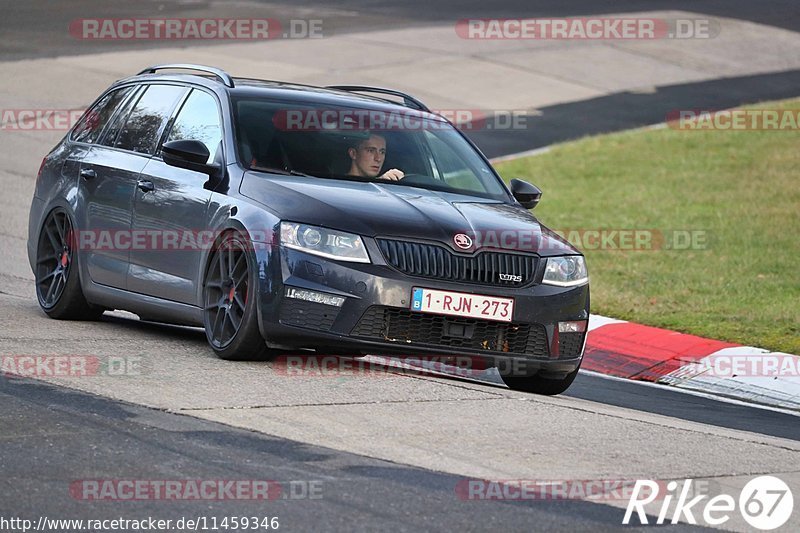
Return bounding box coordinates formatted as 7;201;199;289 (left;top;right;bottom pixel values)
250;165;313;178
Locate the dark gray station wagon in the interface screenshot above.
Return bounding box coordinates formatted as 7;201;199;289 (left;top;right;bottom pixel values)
28;64;589;395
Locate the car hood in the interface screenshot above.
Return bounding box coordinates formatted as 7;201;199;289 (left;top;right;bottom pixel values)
240;172;579;256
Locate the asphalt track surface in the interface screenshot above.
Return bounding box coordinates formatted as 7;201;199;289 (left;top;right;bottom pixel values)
5;1;800;158
1;1;799;531
1;376;708;532
4;0;800;61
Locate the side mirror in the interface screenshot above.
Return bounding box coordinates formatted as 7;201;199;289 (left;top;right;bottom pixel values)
162;140;220;176
510;179;542;209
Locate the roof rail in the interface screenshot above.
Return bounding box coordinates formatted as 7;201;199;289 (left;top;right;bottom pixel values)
325;85;430;112
137;64;235;88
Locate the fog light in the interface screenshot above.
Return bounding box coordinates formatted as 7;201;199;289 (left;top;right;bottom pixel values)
559;320;588;333
285;287;345;307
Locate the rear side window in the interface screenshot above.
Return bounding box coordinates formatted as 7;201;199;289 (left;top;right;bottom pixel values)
114;84;187;155
71;86;135;144
100;86;143;148
162;89;222;164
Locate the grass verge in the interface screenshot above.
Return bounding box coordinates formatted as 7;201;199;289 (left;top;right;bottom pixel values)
495;99;800;354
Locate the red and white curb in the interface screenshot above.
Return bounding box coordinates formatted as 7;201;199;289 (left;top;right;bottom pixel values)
585;315;800;411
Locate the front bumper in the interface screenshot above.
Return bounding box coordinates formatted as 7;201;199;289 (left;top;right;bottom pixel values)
254;242;589;376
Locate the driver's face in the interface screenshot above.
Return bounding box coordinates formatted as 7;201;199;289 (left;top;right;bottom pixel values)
349;135;386;178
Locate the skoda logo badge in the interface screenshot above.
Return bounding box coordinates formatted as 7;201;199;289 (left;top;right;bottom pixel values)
453;234;473;249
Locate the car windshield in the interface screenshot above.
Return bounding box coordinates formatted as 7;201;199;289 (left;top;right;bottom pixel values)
232;97;510;201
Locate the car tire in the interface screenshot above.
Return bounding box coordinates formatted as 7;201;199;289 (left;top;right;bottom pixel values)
203;232;278;361
500;364;580;396
34;208;104;320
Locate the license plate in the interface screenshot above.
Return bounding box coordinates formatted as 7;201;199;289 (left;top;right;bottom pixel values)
410;287;514;323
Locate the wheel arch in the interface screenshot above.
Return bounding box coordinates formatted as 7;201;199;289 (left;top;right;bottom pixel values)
33;201;95;303
197;217;280;342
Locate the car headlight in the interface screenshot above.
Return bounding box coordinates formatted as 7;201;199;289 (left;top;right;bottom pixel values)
542;256;588;287
280;222;370;263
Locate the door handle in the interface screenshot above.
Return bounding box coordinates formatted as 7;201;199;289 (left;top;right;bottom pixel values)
79;168;96;180
137;180;155;193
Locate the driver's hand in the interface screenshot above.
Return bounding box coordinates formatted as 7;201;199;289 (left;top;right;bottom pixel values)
378;169;404;181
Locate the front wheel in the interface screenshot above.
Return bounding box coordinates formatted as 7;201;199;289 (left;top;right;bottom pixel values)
500;364;580;395
202;233;277;361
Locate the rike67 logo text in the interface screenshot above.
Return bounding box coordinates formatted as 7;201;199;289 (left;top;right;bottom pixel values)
624;476;793;530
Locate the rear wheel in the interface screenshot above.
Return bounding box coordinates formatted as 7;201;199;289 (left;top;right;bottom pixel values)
35;209;103;320
203;233;276;361
500;364;580;396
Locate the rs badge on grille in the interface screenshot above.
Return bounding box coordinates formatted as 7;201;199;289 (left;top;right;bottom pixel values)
499;273;523;282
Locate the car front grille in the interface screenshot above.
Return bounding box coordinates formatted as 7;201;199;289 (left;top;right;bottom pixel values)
351;306;549;358
377;239;537;287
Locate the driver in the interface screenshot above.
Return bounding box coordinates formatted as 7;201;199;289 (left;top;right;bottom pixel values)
347;133;404;181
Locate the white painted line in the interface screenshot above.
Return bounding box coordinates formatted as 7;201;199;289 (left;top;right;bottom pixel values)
490;145;551;165
588;314;627;331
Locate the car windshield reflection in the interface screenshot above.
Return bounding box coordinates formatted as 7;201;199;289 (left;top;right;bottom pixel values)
233;99;508;201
